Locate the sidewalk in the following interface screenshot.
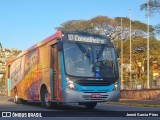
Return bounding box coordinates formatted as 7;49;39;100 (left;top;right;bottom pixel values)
119;99;160;105
107;99;160;108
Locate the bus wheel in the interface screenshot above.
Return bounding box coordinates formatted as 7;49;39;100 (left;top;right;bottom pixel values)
85;102;97;109
41;88;53;109
14;88;21;104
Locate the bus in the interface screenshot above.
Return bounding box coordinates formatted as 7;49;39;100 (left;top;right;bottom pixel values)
6;31;120;109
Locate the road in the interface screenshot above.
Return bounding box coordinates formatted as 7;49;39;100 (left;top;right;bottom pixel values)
0;95;160;120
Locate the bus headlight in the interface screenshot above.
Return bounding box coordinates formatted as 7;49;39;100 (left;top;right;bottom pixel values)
66;78;77;90
68;83;76;90
113;82;119;91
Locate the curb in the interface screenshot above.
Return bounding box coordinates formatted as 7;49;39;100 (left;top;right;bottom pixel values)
106;101;160;108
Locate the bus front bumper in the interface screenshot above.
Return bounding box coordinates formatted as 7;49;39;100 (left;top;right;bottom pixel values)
63;88;120;103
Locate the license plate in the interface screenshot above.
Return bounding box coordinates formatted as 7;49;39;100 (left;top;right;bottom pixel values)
91;94;101;98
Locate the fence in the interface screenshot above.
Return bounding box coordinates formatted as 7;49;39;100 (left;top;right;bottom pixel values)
121;79;160;90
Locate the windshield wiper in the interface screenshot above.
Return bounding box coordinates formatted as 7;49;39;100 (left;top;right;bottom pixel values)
96;45;106;60
75;42;90;59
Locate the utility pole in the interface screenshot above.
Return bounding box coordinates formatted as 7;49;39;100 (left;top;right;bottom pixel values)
121;18;124;89
129;9;132;86
147;0;150;89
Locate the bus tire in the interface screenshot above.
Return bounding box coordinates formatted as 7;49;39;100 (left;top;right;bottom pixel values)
41;88;53;109
14;88;21;104
85;102;97;109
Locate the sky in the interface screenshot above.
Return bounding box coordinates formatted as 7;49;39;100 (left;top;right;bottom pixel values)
0;0;160;50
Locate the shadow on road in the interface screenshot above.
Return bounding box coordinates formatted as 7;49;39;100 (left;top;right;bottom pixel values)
8;97;100;111
8;98;14;102
6;98;112;117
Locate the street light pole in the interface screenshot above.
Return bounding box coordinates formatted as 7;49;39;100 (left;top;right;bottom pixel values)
147;0;150;89
121;18;124;89
129;9;132;85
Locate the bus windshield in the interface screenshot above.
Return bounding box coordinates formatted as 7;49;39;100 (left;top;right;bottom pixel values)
63;42;119;78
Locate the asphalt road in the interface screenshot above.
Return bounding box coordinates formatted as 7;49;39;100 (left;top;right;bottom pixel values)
0;95;160;120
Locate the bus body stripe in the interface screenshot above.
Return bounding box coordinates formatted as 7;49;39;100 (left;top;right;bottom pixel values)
8;78;11;96
60;52;67;101
50;68;54;99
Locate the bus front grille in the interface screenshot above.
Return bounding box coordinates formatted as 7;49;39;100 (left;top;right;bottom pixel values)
75;80;115;86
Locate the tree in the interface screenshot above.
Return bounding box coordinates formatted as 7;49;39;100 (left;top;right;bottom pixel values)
116;36;160;86
140;0;160;15
140;0;160;35
115;17;154;40
56;16;154;41
56;20;93;32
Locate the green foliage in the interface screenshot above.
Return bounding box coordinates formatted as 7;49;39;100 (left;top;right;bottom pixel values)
56;16;155;40
116;37;160;63
140;0;160;15
115;17;154;32
116;36;160;84
0;79;5;88
140;0;160;35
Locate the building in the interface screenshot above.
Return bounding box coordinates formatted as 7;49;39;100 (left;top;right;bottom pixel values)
0;42;21;94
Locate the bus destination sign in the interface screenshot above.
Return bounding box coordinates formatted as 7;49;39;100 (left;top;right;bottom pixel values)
67;34;106;44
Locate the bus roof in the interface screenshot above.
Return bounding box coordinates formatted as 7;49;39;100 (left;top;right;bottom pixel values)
27;31;62;52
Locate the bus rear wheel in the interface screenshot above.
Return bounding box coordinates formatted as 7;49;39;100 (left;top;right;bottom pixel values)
41;88;53;109
85;102;97;109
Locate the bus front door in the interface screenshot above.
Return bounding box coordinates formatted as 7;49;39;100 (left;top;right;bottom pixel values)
51;45;62;101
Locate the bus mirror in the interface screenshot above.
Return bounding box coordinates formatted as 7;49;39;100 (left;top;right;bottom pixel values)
57;41;63;51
